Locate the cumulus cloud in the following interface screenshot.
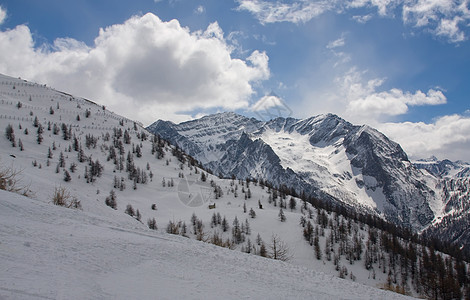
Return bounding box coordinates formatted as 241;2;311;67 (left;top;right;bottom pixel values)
322;67;470;161
379;115;470;161
237;0;470;42
0;6;6;25
0;13;270;125
347;88;446;117
332;68;447;121
300;71;469;160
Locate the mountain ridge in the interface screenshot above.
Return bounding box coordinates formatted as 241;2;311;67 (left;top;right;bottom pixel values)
147;111;466;233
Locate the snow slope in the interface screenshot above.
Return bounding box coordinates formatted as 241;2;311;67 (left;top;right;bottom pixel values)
0;190;413;300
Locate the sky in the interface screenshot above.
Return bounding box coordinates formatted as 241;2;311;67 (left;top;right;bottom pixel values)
0;0;469;161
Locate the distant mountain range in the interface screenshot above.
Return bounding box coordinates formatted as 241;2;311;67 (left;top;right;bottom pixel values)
148;112;470;240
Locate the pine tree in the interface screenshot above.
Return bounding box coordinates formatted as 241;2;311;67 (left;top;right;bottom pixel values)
125;204;135;217
59;152;65;168
147;218;157;230
303;220;313;243
5;124;14;144
135;144;142;158
289;197;296;211
64;170;71;182
249;208;256;218
36;124;43;144
314;233;321;260
278;208;286;222
221;216;229;232
232;216;244;244
105;190;117;209
211;212;218;228
123;130;131;144
191;213;198;226
61;123;69;140
256;233;262;245
244;219;251;235
53;123;59;135
259;242;267;257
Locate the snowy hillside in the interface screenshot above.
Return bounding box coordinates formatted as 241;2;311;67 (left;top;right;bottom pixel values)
1;73;468;299
0;190;413;300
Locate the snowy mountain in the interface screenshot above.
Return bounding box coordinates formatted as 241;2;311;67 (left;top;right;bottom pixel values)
148;112;438;230
413;157;470;249
1;73;468;299
413;157;470;178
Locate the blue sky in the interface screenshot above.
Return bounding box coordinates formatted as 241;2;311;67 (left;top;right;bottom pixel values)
0;0;469;160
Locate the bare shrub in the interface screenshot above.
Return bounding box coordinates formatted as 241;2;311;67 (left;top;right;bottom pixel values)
52;186;81;209
0;163;33;197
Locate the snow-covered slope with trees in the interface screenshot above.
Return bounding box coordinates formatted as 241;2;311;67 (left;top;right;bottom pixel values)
1;73;468;299
0;190;414;300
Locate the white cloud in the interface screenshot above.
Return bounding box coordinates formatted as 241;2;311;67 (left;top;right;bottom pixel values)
346;88;446;117
403;0;470;42
0;6;6;25
352;14;373;23
236;0;333;24
347;0;396;16
322;68;470;161
0;13;270;125
333;68;447;121
326;36;345;49
237;0;470;43
326;35;350;67
195;5;205;15
379;115;470;161
436;16;466;42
